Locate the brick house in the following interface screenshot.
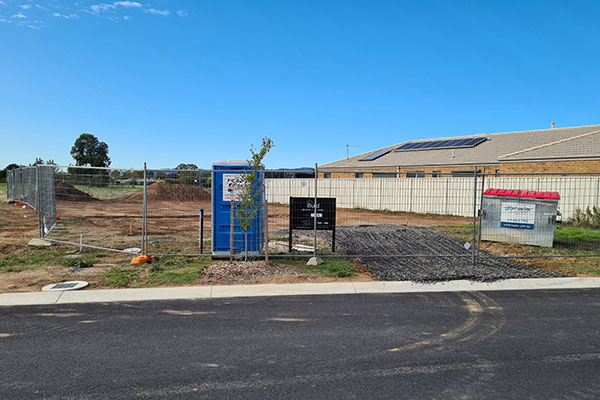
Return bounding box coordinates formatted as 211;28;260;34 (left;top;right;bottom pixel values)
321;124;600;178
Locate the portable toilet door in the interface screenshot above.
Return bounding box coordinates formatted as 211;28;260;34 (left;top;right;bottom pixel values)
211;160;265;256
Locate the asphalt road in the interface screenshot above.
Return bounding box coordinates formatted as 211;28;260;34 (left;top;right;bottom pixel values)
1;290;600;399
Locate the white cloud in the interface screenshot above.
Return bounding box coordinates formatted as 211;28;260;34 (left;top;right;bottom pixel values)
12;13;27;19
123;15;131;20
20;4;32;9
144;8;169;16
0;1;6;5
176;10;187;17
52;12;78;19
91;1;142;13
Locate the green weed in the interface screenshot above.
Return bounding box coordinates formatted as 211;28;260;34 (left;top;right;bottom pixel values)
104;268;140;287
278;254;356;278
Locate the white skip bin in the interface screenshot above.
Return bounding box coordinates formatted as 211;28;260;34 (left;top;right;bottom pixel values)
480;188;561;247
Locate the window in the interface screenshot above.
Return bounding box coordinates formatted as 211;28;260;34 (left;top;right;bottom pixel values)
355;172;364;178
406;171;425;178
432;171;442;178
495;170;501;177
451;170;481;177
323;172;331;178
372;172;397;178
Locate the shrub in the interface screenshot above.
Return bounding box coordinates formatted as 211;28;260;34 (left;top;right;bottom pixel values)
567;206;600;229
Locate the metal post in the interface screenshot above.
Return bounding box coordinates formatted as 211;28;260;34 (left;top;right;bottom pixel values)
313;163;318;258
79;233;83;252
472;167;478;265
445;178;449;215
35;166;41;238
199;208;204;254
477;167;486;259
142;162;148;254
230;200;235;262
264;182;269;263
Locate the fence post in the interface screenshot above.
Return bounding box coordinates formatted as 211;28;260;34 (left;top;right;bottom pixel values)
199;208;204;254
445;178;449;215
313;163;318;259
264;176;269;263
36;165;42;238
472;167;477;265
477;168;486;260
142;162;148;255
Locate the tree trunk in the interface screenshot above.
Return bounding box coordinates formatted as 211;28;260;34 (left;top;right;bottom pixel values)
245;232;248;262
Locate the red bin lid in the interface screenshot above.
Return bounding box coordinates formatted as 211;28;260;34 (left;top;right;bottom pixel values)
483;188;559;200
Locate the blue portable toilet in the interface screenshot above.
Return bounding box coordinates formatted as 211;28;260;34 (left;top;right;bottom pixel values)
212;160;265;256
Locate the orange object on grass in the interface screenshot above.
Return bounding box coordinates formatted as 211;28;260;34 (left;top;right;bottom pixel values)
131;255;154;264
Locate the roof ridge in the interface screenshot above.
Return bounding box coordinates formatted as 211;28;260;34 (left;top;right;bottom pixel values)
498;129;600;159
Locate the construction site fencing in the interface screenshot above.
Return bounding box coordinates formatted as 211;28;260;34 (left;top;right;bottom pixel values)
6;165;600;263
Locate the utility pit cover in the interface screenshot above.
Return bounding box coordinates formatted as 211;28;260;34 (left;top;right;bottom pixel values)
42;281;89;292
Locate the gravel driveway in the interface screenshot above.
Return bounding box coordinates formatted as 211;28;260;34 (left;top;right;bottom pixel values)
292;225;563;282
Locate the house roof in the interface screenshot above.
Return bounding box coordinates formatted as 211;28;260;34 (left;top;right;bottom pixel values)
322;124;600;170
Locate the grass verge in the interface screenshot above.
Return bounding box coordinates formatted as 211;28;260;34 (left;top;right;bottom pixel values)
104;267;140;287
0;248;70;272
438;223;600;276
277;253;357;278
146;257;213;285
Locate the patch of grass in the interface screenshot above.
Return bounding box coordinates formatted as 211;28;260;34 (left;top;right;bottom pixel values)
0;183;6;196
554;226;600;241
554;257;600;276
268;234;289;241
147;266;204;285
278;254;357;278
64;258;95;268
104;267;140;287
0;248;70;272
146;257;213;285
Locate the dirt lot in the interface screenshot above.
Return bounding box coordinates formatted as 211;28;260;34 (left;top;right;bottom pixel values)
1;183;598;293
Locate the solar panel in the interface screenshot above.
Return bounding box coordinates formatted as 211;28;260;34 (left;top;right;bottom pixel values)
395;137;486;152
359;149;392;161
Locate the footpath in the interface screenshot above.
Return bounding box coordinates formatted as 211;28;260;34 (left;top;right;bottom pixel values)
2;277;600;306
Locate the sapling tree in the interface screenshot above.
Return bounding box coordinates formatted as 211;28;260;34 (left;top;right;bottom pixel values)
236;137;274;261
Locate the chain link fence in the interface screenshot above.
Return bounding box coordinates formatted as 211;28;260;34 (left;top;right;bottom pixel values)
6;165;600;268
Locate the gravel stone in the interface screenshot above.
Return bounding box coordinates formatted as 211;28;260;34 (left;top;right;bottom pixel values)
286;225;563;282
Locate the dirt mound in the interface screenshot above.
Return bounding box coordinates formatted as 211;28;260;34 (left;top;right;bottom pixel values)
126;182;211;202
55;182;98;202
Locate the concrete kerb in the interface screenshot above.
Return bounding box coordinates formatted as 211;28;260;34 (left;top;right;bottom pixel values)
1;278;600;307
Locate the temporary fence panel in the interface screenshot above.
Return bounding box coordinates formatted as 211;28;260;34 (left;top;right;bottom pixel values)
267;176;600;219
143;168;212;256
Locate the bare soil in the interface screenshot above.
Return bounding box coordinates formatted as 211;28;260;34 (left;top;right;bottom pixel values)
125;182;211;202
55;182;97;202
0;187;596;293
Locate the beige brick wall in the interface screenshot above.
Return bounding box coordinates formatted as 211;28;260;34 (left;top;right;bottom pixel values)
320;160;600;178
497;160;600;175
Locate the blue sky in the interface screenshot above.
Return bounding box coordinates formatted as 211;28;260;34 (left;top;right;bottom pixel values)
1;0;599;169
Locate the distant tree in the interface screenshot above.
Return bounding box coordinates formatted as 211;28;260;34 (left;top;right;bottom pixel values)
176;163;198;170
70;133;110;167
69;133;111;187
176;163;200;185
0;163;20;183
